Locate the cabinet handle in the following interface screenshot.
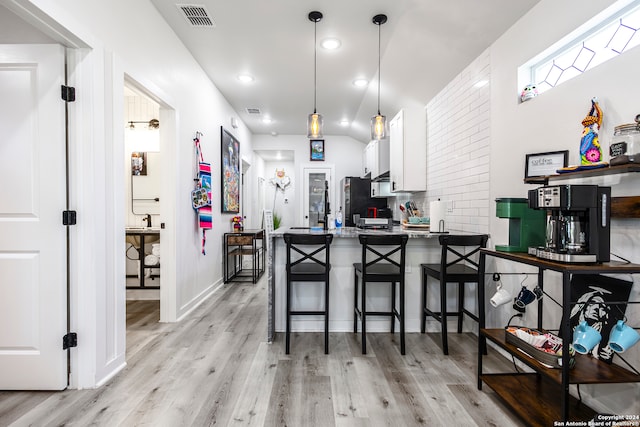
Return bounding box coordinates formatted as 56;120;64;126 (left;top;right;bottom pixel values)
372;188;376;196
392;181;396;191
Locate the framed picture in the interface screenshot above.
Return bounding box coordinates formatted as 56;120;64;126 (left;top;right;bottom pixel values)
131;151;147;176
565;274;633;364
310;139;324;161
221;127;240;213
524;150;568;179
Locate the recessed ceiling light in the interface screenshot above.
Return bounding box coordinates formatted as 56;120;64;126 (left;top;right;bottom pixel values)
262;117;272;124
340;119;350;126
237;74;254;83
353;78;368;88
321;38;341;50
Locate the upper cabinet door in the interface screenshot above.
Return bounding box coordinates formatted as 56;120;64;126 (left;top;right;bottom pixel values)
389;108;427;193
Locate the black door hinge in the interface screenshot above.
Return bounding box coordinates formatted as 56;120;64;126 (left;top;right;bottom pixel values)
61;85;76;102
63;332;77;350
62;210;77;225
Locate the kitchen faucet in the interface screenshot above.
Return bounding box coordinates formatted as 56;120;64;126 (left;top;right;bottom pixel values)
144;214;152;228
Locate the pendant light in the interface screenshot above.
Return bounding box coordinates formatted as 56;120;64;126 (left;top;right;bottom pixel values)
307;11;323;139
371;14;388;141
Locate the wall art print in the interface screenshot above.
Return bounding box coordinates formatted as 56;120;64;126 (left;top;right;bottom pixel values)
221;127;240;213
566;274;633;364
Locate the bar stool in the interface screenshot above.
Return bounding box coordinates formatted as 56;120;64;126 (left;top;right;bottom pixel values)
353;234;408;355
421;234;489;355
283;233;334;354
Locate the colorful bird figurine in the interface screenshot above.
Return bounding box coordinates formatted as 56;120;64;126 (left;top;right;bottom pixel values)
580;98;603;165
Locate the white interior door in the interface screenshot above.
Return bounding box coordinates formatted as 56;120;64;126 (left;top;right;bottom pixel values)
301;166;334;227
0;44;68;389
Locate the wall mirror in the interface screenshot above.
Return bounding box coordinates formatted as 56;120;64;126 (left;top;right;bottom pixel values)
131;151;161;215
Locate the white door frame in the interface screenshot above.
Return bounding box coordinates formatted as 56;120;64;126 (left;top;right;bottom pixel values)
299;164;335;227
1;0;179;389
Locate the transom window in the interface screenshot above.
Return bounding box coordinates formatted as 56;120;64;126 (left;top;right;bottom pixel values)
520;0;640;97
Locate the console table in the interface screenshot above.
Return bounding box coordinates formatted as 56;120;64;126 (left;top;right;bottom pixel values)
477;249;640;426
223;229;265;284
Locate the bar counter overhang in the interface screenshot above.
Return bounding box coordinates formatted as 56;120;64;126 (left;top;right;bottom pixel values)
267;226;485;342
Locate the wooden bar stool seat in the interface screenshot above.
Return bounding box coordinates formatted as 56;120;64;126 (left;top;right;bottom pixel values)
421;234;488;355
353;234;408;355
284;233;333;354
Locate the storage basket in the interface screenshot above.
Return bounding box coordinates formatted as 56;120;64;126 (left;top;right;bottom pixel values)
505;326;575;369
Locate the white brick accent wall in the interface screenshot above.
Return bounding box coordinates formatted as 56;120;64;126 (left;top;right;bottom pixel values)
415;49;491;234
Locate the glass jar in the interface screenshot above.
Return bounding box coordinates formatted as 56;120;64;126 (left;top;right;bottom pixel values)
610;122;640;159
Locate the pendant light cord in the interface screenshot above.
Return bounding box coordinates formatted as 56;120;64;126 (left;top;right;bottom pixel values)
314;20;318;114
377;22;381;115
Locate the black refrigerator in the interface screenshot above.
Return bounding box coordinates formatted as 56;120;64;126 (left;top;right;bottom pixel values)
340;177;387;227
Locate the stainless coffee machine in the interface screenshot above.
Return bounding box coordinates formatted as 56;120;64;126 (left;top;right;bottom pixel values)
527;185;611;263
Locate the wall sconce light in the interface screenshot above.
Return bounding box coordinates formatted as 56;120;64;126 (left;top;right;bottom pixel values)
127;119;159;130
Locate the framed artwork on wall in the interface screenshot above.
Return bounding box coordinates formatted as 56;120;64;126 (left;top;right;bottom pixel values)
310;139;324;161
221;127;240;213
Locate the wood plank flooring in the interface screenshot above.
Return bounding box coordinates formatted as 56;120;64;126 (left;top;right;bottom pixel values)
0;277;525;426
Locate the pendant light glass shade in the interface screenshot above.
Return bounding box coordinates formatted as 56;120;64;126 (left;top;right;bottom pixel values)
308;112;323;139
370;114;387;140
371;14;388;141
307;11;323;138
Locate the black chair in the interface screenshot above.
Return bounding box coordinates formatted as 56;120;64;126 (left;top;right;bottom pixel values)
283;233;334;354
353;234;408;355
420;234;489;355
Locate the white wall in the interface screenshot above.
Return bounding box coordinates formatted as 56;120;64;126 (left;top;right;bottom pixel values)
16;0;254;388
488;0;640;415
252;134;367;227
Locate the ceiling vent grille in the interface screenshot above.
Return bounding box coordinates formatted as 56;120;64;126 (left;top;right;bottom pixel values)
177;4;215;27
246;108;261;115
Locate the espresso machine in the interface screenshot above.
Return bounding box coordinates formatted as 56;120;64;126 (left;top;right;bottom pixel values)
527;185;611;263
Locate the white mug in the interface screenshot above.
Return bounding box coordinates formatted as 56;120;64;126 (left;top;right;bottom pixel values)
490;284;511;307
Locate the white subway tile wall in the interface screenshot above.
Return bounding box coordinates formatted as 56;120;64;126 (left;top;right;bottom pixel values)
415;49;491;234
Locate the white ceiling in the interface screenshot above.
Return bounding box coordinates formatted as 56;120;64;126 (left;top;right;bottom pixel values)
149;0;540;142
1;1;541;143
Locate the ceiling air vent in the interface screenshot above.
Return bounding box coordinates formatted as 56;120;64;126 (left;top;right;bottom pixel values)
177;4;215;27
246;108;261;115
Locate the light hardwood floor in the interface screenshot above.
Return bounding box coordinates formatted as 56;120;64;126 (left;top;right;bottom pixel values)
0;276;524;426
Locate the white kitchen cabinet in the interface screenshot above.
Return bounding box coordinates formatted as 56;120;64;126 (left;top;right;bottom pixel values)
362;138;390;180
371;181;391;198
389;108;426;193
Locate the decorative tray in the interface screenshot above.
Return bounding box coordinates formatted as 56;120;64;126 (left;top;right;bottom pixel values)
505;326;575;369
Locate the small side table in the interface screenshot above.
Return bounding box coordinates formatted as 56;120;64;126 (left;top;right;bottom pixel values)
223;229;265;283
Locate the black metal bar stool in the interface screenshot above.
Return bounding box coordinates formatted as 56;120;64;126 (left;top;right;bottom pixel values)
353;234;408;355
421;234;489;355
283;233;334;354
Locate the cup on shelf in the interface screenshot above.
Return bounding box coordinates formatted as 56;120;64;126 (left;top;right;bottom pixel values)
490;284;511;307
572;320;602;354
608;320;640;353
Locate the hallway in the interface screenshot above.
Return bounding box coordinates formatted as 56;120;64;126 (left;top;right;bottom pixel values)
0;276;522;426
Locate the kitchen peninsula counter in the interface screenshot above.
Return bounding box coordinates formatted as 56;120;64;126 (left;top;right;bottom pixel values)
267;226;482;342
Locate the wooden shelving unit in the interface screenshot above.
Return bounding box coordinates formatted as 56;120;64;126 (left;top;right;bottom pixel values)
523;163;640;185
477;250;640;426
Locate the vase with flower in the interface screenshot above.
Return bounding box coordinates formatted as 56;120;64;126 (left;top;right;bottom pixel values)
231;215;243;232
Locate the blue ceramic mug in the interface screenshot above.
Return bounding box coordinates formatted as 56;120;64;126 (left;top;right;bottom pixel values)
572;321;602;354
608;320;640;353
512;286;537;312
